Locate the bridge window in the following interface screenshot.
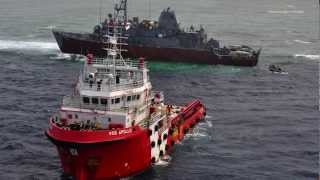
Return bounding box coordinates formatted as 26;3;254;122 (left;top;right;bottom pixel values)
115;98;120;104
97;68;106;72
100;98;108;105
127;96;131;102
92;97;98;104
132;95;136;101
137;94;140;100
83;97;90;104
111;99;115;104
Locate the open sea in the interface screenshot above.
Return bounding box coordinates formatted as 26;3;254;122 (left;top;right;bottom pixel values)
0;0;319;179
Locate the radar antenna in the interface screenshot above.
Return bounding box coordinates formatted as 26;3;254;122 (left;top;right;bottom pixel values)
102;0;128;81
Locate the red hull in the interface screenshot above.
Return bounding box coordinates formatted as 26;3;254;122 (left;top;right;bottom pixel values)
46;100;206;180
47;126;151;179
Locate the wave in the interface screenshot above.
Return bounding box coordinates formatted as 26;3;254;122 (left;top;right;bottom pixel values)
0;40;59;52
205;120;213;128
154;155;171;166
267;10;304;14
49;53;72;60
38;25;56;30
293;40;312;44
49;53;87;61
287;5;296;9
294;54;320;61
186;131;207;138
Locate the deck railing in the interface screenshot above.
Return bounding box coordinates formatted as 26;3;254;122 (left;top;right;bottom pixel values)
91;58;146;69
80;79;144;92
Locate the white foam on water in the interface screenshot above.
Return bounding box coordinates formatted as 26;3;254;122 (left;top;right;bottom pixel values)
154;156;171;166
206;120;213;128
287;5;296;9
293;40;312;44
185;120;212;140
0;40;59;52
294;54;320;61
272;71;289;75
49;53;71;60
49;53;87;62
186;131;207;138
267;10;304;14
38;25;56;30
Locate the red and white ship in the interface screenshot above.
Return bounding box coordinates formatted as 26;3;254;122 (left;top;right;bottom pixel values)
46;24;206;180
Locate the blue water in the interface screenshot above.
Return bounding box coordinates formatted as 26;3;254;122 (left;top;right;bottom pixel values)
0;0;319;179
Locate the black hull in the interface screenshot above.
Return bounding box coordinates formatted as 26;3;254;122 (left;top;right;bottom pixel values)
53;30;260;67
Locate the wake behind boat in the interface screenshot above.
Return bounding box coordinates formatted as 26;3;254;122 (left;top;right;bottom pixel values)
52;0;261;67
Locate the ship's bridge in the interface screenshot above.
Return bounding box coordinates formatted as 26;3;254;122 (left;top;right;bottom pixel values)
79;57;150;95
59;55;154;129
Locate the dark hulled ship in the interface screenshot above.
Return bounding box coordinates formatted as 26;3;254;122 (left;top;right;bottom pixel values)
53;0;261;66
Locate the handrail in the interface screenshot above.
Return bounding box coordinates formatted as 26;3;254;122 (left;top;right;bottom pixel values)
91;58;147;69
80;79;144;92
47;118;144;143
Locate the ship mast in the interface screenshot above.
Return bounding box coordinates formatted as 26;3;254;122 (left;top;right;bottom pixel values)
148;0;151;19
102;0;128;85
114;0;128;23
98;0;102;23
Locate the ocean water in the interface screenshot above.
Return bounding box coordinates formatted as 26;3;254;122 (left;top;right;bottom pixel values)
0;0;319;179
